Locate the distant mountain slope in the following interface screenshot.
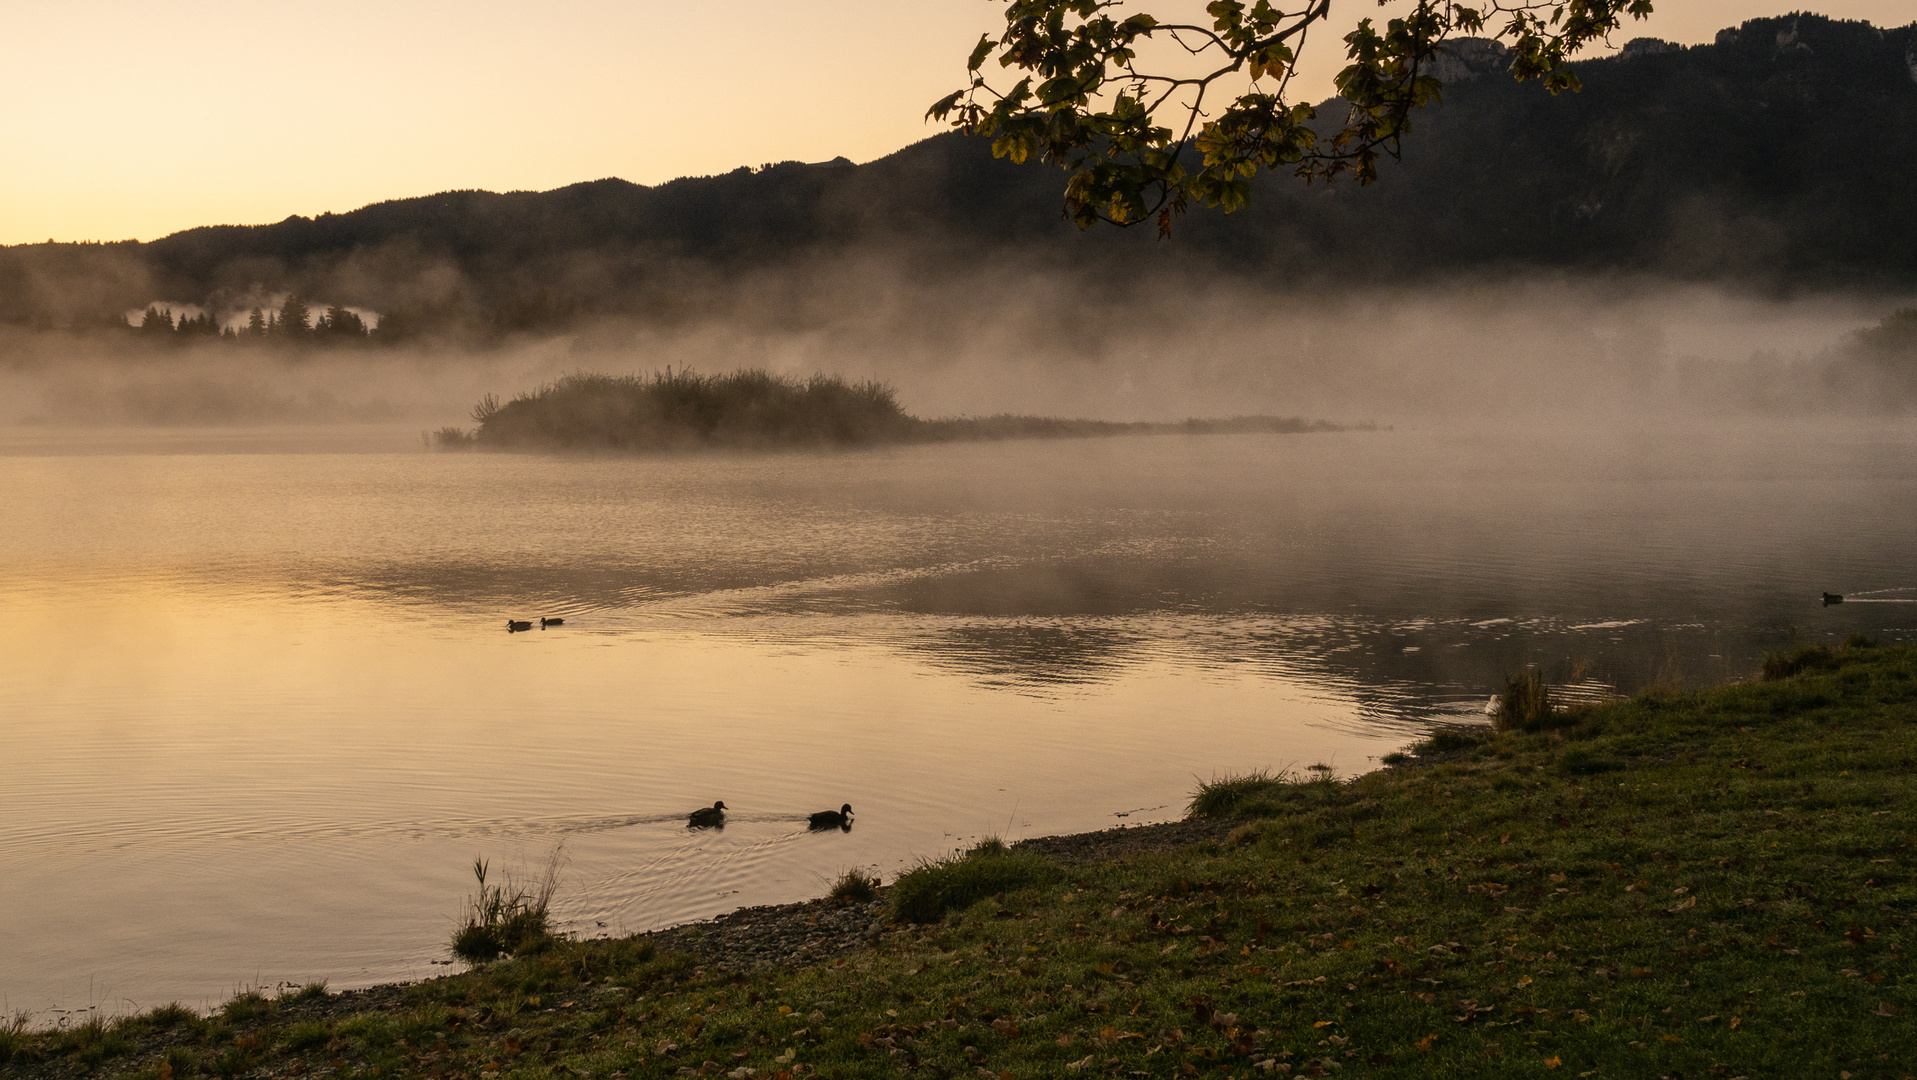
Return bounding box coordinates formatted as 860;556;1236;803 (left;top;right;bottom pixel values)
2;12;1912;332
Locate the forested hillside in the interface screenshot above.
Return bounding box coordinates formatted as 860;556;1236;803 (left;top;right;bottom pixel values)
2;12;1912;340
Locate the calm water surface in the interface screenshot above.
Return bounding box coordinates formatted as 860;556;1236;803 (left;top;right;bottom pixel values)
3;423;1914;1020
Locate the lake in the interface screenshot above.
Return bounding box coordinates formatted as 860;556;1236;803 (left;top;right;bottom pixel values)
3;421;1913;1022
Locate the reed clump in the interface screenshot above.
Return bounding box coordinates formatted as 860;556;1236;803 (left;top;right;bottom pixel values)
1493;668;1558;732
828;868;881;905
451;852;562;963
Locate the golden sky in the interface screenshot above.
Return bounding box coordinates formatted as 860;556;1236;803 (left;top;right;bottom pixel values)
1;1;1909;245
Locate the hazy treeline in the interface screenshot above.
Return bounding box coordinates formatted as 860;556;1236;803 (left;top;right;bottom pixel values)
1;12;1913;345
133;295;370;342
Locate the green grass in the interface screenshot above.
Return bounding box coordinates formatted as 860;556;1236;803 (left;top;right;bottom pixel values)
888;837;1061;923
5;642;1913;1079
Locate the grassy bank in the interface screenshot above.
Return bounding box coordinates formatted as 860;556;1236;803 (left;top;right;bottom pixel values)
431;370;1358;452
5;642;1912;1079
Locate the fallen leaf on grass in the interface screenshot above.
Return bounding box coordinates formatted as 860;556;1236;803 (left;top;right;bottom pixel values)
1065;1056;1096;1070
1544;1056;1562;1069
1729;1017;1741;1029
1872;1002;1899;1018
1667;896;1697;912
1415;1034;1437;1052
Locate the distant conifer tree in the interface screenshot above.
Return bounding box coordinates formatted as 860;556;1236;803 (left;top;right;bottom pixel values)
319;303;366;337
247;307;266;337
277;295;310;336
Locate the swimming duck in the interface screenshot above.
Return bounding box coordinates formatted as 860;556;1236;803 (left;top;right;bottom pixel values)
541;616;565;628
808;804;853;829
506;619;533;632
688;801;727;827
1823;592;1844;606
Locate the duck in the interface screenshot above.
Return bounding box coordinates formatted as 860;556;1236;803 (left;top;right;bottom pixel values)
506;619;533;632
688;801;727;828
808;804;853;829
541;616;565;628
1823;592;1844;606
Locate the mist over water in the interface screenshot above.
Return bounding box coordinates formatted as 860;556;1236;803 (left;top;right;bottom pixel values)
3;268;1916;1023
1;273;1909;428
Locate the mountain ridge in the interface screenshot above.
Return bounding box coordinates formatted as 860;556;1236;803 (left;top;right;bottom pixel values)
3;11;1913;334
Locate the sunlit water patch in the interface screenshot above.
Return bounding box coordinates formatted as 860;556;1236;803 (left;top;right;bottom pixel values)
3;423;1915;1020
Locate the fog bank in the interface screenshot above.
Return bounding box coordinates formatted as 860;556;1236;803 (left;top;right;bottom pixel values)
1;263;1911;431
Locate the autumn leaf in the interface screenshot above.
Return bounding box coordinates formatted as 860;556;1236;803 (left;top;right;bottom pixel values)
1544;1056;1563;1069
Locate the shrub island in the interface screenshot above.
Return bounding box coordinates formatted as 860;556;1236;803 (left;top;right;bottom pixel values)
429;370;1359;453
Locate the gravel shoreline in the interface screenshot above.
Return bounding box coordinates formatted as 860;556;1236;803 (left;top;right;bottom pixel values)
628;816;1239;973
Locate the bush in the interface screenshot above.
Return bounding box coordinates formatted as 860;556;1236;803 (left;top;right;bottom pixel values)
889;839;1059;923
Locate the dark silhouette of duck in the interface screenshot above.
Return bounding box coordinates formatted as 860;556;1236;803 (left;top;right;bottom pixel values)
1823;592;1844;606
506;619;533;632
687;801;727;828
808;804;853;830
541;617;565;628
